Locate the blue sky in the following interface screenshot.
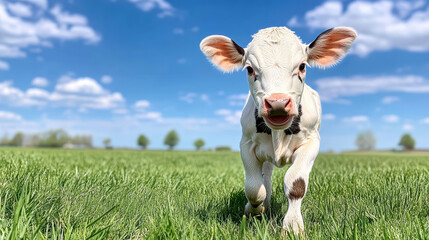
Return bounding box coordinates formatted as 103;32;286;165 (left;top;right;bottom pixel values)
0;0;429;151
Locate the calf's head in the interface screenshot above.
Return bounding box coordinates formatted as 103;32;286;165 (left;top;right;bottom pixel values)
200;27;356;130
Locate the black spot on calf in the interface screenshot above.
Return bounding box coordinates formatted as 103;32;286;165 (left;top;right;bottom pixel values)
255;109;272;135
284;105;302;135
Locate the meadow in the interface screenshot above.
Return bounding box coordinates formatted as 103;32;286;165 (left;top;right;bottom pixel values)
0;148;428;239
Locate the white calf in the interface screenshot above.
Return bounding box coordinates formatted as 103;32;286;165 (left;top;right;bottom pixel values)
200;27;356;234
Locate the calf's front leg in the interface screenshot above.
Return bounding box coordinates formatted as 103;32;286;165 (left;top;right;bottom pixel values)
240;140;266;216
283;136;320;235
262;161;273;214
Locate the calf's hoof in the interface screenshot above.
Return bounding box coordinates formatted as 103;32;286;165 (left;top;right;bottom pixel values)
263;201;271;215
280;228;305;238
282;214;304;236
244;203;265;217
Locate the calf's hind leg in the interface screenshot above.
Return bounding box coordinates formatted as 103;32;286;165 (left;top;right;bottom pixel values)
283;137;320;234
241;141;266;216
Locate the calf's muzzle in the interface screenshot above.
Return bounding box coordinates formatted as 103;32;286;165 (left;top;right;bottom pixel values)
262;93;294;128
263;93;292;116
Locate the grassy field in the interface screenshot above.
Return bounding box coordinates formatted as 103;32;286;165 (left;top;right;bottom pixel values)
0;148;428;239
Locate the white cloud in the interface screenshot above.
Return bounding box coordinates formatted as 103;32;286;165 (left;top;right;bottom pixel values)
396;0;425;18
303;0;429;56
112;108;128;114
134;100;150;109
180;93;197;103
381;96;399;104
228;93;248;106
229;101;244;106
332;99;351;105
287;16;299;27
229;94;248;100
50;5;87;25
403;124;414;130
421;118;429;124
0;81;45;106
134;111;167;123
343;115;368;123
200;94;209;102
382;114;399;123
323;114;336;120
0;110;22;121
0;2;100;60
225;111;241;125
20;0;48;9
26;88;50;98
135;111;162;120
32;77;48;87
215;109;241;124
191;26;199;32
316;75;429;102
48;90;124;109
56;77;105;95
101;75;113;84
0;60;9;70
36;17;101;43
7;3;32;17
127;0;175;18
180;93;209;103
215;109;232;116
0;75;125;109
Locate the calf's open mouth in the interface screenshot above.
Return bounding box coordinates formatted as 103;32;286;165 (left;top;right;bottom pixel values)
265;113;291;127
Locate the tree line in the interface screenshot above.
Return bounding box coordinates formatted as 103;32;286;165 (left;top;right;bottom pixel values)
1;128;230;151
103;129;214;151
1;128;416;151
355;131;416;151
135;130;206;150
0;129;92;148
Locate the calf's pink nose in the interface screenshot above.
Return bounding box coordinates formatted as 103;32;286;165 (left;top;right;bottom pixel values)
264;93;291;116
265;98;289;111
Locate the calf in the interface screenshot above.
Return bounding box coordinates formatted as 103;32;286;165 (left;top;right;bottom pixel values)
200;27;356;234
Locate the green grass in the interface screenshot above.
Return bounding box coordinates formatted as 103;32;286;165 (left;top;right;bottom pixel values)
0;148;428;239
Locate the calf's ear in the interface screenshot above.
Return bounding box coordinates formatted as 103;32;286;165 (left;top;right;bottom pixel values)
307;27;357;67
200;35;245;72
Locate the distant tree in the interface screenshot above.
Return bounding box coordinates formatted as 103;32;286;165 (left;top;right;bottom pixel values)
82;135;93;148
355;130;376;151
37;129;69;148
27;134;39;147
0;134;9;146
194;139;205;151
103;138;111;149
137;134;150;149
9;132;24;146
164;130;179;150
399;133;415;150
71;135;92;148
215;146;232;152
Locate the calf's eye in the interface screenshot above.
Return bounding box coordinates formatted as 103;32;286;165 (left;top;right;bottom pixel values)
246;66;254;74
299;63;306;72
